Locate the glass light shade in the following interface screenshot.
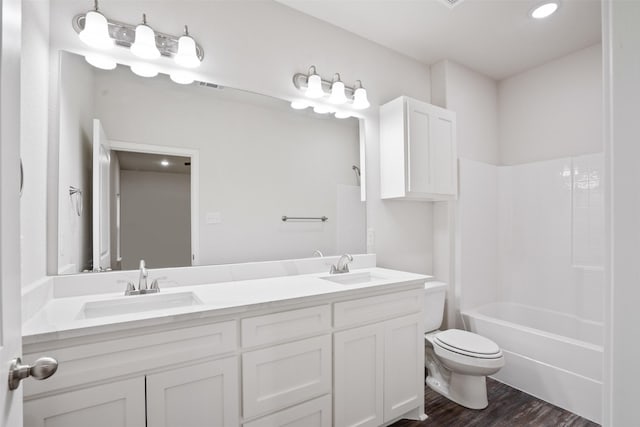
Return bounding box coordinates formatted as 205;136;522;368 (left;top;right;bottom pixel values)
175;35;201;68
85;54;117;70
305;74;325;99
131;24;160;59
334;111;351;119
79;10;113;50
130;63;158;78
328;81;348;104
530;2;558;18
170;71;194;85
352;87;370;110
313;105;330;114
290;101;310;110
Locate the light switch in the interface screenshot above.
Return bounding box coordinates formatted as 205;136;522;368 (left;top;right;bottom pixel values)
206;212;222;224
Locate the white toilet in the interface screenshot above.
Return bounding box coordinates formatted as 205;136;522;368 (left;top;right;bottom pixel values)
423;282;505;409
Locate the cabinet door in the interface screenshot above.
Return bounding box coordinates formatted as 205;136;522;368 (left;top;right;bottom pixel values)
146;357;239;427
243;395;331;427
24;377;145;427
334;324;384;427
406;99;434;195
429;110;457;195
242;335;331;419
383;314;424;422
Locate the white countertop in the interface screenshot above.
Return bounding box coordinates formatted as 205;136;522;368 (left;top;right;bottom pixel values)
23;267;431;345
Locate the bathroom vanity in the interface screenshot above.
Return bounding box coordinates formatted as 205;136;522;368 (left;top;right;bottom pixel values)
22;263;429;427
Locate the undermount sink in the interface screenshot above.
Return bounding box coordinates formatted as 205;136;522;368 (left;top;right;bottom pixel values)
319;271;385;285
79;291;203;319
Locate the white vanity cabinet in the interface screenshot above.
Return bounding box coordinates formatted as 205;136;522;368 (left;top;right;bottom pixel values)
380;96;457;200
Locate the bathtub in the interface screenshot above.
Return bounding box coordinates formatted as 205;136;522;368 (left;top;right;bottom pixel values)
462;302;602;424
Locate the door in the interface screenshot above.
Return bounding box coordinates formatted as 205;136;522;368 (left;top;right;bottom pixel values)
406;99;433;195
92;119;111;270
146;358;239;427
0;0;25;424
24;377;145;427
334;324;384;427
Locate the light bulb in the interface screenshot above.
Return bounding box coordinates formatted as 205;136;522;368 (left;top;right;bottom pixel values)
161;160;169;167
170;71;194;85
85;54;116;70
175;34;200;68
313;105;330;114
131;16;160;60
328;80;348;104
353;87;370;110
130;63;158;78
305;74;325;99
530;2;558;18
79;10;113;50
334;111;351;119
290;101;310;110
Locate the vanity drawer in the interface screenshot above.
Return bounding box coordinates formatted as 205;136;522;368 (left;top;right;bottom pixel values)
241;305;331;348
242;335;332;418
334;289;423;328
243;394;332;427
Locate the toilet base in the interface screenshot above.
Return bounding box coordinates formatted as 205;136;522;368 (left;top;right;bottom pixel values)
426;372;489;410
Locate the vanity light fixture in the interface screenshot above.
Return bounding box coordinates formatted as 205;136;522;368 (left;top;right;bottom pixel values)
174;26;201;68
130;14;161;60
352;80;370;110
530;1;559;19
130;63;158;78
85;53;117;70
328;74;348;105
290;100;310;110
293;65;371;111
78;1;113;50
170;70;195;85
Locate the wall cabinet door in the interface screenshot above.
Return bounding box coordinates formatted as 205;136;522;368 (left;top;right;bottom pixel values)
24;377;145;427
146;357;239;427
334;323;384;427
383;314;424;423
380;96;457;200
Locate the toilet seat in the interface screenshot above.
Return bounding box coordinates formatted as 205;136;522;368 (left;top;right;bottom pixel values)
434;329;502;359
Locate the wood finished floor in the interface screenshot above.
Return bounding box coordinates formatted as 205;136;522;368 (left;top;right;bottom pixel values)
391;378;600;427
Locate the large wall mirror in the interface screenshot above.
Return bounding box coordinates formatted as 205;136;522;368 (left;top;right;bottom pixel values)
56;51;366;275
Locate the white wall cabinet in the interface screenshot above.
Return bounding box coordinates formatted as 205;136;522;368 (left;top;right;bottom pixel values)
334;314;423;427
380;96;457;200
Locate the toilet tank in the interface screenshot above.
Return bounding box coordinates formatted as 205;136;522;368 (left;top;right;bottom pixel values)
424;281;447;332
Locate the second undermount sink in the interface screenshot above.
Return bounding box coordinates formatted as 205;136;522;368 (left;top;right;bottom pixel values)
78;291;203;319
319;271;386;285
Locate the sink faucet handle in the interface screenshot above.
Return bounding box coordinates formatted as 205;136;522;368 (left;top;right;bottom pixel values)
118;280;136;295
150;276;167;291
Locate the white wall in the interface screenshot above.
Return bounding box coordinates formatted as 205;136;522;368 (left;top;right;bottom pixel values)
32;0;436;281
499;44;603;165
120;170;191;270
57;52;93;273
20;0;50;286
93;67;363;265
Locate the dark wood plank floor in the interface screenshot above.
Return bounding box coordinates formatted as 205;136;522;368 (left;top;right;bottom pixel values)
391;378;600;427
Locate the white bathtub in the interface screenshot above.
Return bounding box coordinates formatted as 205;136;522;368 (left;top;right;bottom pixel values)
462;302;602;424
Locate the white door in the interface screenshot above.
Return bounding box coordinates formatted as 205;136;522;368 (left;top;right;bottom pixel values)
92;119;111;270
0;0;25;423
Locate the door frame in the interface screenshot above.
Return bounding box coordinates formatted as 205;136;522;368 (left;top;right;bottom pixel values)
109;140;200;266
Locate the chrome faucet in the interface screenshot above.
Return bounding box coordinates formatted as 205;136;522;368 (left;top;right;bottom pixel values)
330;254;353;274
138;259;148;291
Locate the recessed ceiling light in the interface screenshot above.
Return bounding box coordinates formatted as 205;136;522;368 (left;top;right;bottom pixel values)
161;160;169;167
530;2;559;19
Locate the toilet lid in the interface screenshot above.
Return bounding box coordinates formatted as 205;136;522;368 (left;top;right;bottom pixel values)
434;329;501;357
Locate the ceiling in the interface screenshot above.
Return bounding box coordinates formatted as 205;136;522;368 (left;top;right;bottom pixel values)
277;0;601;80
116;151;191;174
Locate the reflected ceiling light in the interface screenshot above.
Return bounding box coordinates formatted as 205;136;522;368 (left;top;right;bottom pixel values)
161;160;170;167
78;1;113;50
130;14;161;60
328;74;348;105
175;26;201;68
334;111;352;119
170;70;195;85
85;54;117;70
530;2;559;19
130;63;158;78
352;81;370;110
305;66;325;99
313;105;331;114
290;100;310;110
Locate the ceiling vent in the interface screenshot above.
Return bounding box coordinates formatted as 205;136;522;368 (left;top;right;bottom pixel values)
436;0;465;9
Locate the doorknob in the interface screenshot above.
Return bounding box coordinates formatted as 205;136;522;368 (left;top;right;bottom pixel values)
8;357;58;390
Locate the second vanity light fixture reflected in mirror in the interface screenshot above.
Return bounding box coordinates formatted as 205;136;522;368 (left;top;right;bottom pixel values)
74;0;203;84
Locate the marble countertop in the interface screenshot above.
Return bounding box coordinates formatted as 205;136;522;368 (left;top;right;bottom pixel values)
23;267;432;345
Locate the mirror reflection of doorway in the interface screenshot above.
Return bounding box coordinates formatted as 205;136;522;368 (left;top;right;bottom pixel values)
112;151;191;270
